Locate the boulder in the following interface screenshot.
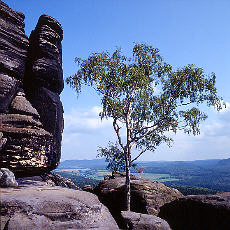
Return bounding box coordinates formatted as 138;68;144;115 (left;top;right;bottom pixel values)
121;211;171;230
159;193;230;230
0;168;18;187
94;172;183;228
0;1;64;177
0;177;119;230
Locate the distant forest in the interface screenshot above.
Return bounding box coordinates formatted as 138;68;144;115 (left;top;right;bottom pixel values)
56;158;230;195
135;158;230;192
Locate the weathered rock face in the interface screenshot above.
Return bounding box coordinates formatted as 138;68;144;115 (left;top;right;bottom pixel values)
0;1;64;177
0;177;120;230
94;172;183;228
159;193;230;230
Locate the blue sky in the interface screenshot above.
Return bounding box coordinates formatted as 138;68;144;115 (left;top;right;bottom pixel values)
5;0;230;161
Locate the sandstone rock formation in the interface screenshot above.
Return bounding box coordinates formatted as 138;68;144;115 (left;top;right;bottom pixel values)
121;211;171;230
0;176;119;230
94;172;183;228
159;193;230;230
0;1;64;177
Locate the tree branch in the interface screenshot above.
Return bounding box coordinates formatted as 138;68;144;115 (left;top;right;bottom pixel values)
113;118;125;151
131;120;162;143
131;147;148;163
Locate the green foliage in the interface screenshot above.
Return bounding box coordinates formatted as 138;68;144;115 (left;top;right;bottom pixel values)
97;142;136;172
66;43;224;159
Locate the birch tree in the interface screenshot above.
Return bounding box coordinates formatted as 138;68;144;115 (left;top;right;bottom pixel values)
66;44;224;211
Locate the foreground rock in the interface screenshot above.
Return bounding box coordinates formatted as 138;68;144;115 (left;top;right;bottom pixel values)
0;177;119;230
159;193;230;230
94;172;183;228
0;1;64;177
121;211;171;230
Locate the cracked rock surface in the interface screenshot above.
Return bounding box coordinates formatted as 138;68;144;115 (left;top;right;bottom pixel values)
0;177;119;230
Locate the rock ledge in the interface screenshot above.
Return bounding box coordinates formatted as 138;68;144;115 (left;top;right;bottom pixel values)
0;177;119;230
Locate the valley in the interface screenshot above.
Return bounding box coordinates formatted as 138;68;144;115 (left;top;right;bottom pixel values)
54;157;230;195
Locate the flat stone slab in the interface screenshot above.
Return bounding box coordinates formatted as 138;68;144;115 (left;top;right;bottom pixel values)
0;184;119;230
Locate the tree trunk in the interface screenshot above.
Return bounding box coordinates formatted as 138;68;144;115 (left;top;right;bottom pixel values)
125;151;131;211
125;108;132;211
